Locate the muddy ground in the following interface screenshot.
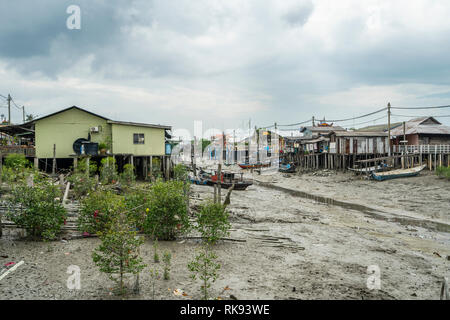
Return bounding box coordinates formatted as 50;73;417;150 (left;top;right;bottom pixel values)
0;169;449;300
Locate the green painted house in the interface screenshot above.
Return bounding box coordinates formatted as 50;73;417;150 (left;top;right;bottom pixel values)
31;106;170;159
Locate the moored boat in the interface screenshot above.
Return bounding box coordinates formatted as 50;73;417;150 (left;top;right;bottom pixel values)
348;163;389;173
204;171;253;190
371;165;427;181
279;163;296;173
238;162;271;169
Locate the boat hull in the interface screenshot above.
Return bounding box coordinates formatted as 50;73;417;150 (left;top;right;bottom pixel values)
239;163;271;169
205;180;253;190
371;165;426;181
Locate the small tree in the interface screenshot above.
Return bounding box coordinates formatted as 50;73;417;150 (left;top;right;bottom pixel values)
2;154;33;183
143;180;190;240
188;245;221;300
120;164;136;186
68;173;97;199
100;157;118;184
6;180;67;240
92;212;146;295
149;267;159;300
173;164;188;182
123;188;150;230
78;191;122;234
195;202;231;245
153;239;160;263
163;250;172;280
74;158;98;176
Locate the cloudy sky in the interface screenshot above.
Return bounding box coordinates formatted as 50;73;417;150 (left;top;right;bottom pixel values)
1;0;450;135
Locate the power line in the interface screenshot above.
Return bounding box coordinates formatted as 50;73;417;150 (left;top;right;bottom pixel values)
10;97;22;110
344;114;387;128
323;107;388;123
277;119;312;127
391;113;450;118
391;105;450;110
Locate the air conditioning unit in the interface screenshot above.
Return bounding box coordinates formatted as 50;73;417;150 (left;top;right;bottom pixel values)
90;126;99;133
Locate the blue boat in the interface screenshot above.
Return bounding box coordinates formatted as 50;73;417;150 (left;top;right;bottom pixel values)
371;165;426;181
279;163;296;173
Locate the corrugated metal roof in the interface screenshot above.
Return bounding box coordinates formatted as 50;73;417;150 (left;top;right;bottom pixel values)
107;120;171;130
335;131;388;137
391;117;450;136
301;125;346;133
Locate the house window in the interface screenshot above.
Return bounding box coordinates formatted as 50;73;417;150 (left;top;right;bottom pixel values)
133;133;145;144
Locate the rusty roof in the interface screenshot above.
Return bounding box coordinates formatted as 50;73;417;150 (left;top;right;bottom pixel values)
334;131;388;137
391;117;450;136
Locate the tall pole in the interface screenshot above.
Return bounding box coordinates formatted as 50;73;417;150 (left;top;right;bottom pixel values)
7;94;11;125
22;106;25;123
387;102;391;157
233;129;236;164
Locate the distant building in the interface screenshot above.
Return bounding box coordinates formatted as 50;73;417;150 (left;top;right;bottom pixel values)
329;131;389;154
391;117;450;145
300;125;346;138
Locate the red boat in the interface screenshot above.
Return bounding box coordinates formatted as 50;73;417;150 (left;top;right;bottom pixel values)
238;163;271;169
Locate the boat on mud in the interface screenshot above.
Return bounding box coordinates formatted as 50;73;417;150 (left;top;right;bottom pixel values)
238;162;271;169
189;170;253;190
371;164;427;181
279;163;296;173
348;163;390;173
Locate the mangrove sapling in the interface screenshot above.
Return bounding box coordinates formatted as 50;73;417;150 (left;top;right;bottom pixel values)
120;164;136;186
163;250;172;280
143;180;191;240
188;244;221;300
92;212;146;295
195;201;231;245
153;239;160;263
149;268;159;300
100;157;118;184
6;180;67;241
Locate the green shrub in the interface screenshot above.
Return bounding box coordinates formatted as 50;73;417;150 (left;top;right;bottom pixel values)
68;173;97;199
163;250;172;280
6;180;67;240
92;213;146;295
120;164;136;186
77;191;123;234
436;166;450;180
143;180;190;240
173;164;188;182
195;202;231;245
75;158;98;176
188;244;221;300
123;188;150;230
5;153;30;168
2;154;33;183
100;157;118;184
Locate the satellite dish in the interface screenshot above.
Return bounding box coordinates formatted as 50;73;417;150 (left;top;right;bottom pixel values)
73;138;89;154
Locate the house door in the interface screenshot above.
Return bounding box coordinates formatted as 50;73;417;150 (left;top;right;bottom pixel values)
345;139;350;154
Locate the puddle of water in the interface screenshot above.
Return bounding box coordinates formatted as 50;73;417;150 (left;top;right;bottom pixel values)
256;181;450;233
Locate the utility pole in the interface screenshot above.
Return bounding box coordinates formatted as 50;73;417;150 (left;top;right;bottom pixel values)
233;129;236;164
387;102;391;158
7;94;11;125
22;106;25;123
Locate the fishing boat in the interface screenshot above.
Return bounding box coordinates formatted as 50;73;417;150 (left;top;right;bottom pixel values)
203;171;253;190
279;163;296;173
188;173;208;185
348;163;389;173
371;165;427;181
238;162;271;169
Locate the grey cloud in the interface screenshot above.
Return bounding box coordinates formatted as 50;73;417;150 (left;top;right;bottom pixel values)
282;1;314;27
